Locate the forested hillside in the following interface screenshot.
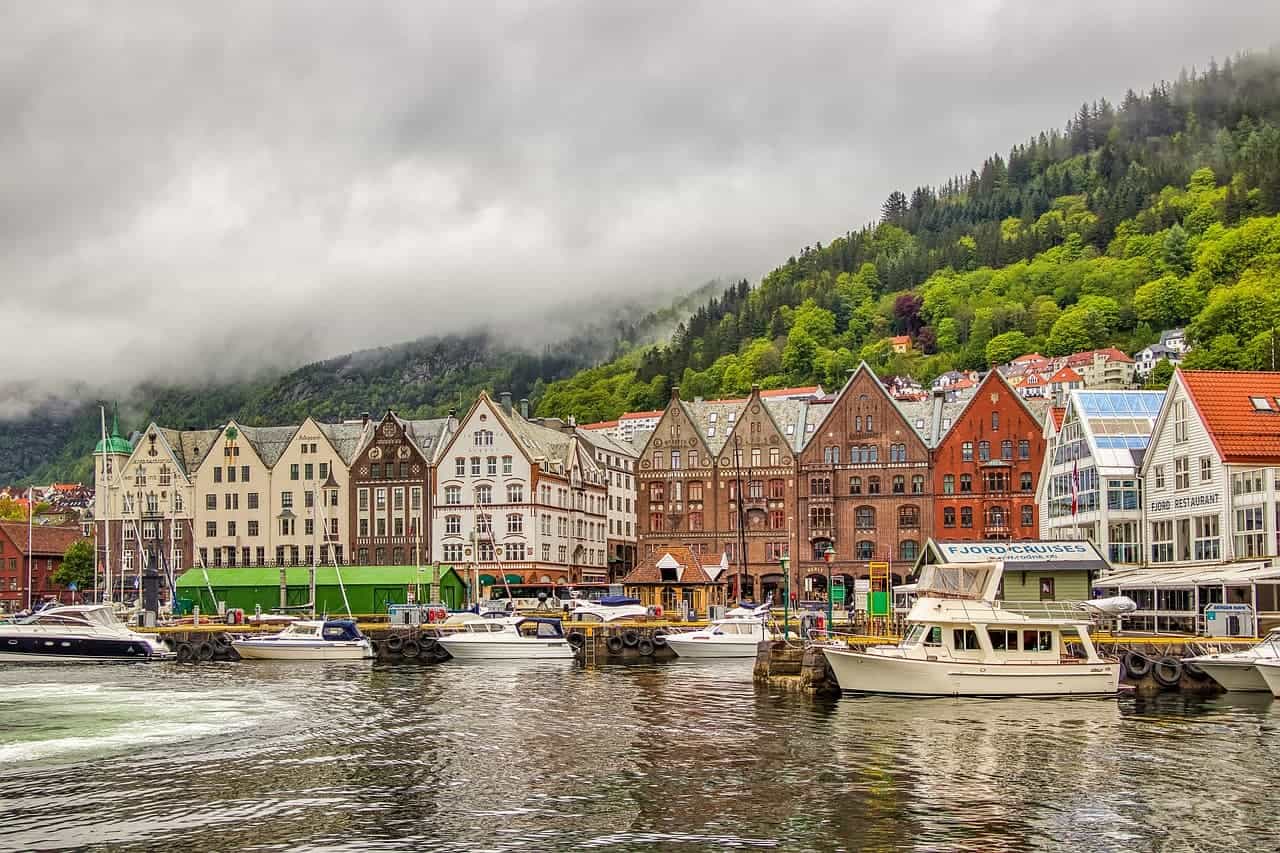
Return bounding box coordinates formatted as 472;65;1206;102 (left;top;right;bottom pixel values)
537;51;1280;422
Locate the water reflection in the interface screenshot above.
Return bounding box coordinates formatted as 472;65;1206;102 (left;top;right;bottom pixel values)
0;662;1274;852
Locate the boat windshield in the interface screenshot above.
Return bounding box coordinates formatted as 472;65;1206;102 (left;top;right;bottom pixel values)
284;624;321;637
901;624;928;647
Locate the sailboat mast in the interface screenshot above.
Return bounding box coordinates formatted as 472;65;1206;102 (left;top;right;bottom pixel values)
100;405;111;604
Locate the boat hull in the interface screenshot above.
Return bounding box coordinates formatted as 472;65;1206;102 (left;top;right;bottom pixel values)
436;637;574;661
823;647;1120;697
664;636;761;659
1184;659;1270;692
0;633;170;663
232;639;373;661
1253;662;1280;697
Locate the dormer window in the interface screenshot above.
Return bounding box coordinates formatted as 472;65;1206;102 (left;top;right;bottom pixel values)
1251;397;1273;412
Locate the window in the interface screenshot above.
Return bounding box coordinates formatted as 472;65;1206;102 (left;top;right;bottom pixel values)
1174;400;1188;442
280;491;293;510
370;463;382;480
988;629;1018;651
1175;457;1189;490
241;465;250;482
476;486;492;504
867;476;881;495
943;507;956;527
671;450;681;469
304;490;314;509
303;463;313;481
824;445;840;464
1199;456;1212;482
1154;465;1166;490
443;544;464;563
484;456;496;476
248;520;259;538
849;476;862;495
856;506;875;529
889;444;906;463
1235;507;1266;559
810;477;831;496
455;457;466;477
319;463;328;480
649;511;665;531
856;540;874;560
1107;479;1139;511
943;474;954;495
212;467;221;484
507;513;523;534
1039;578;1055;601
769;509;784;529
898;505;919;528
960;507;973;528
1018;440;1030;460
1020;472;1033;492
911;475;924;494
748;480;764;499
953;628;981;650
359;518;369;537
1194;514;1221;561
375;488;387;511
247;492;259;510
1001;440;1013;461
1150;520;1174;563
1108;521;1141;564
507;484;524;502
502;456;513;475
471;457;481;476
290;464;299;481
206;521;216;538
652;452;663;469
892;475;905;494
978;441;990;462
206;494;217;511
444;515;460;535
1233;469;1266;496
173;492;184;512
1021;505;1034;527
769;479;784;499
810;506;833;528
960;474;972;493
475;430;493;446
1023;630;1053;651
444;485;461;505
475;513;492;534
962;442;973;462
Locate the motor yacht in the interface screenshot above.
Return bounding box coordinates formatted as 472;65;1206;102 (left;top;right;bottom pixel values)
1182;630;1280;692
0;605;173;663
821;562;1119;697
564;595;650;623
436;616;574;661
1249;658;1280;697
232;619;374;661
664;601;776;659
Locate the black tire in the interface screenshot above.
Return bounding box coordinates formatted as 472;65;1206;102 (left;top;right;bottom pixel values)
566;631;586;649
432;647;451;663
621;629;640;648
1124;651;1153;678
651;631;668;648
197;641;215;661
225;646;241;662
421;637;439;653
212;633;231;650
176;642;194;663
401;639;421;659
369;639;381;658
637;638;655;656
605;635;625;654
1184;661;1209;679
1152;656;1184;687
385;634;405;653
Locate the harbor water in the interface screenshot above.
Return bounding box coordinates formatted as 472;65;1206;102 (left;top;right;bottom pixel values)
0;660;1275;852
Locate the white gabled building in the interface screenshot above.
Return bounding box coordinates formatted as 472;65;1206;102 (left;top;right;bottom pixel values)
571;426;639;580
431;392;610;588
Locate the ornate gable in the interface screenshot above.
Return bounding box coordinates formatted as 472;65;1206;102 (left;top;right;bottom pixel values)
637;390;713;473
717;387;796;470
800;363;923;464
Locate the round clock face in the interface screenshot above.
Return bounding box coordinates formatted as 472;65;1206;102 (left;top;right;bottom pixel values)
369;447;383;460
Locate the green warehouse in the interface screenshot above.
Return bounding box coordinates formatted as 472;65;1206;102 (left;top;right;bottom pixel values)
176;565;468;616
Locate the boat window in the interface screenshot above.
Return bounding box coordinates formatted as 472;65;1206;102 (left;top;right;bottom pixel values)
952;629;980;650
1022;630;1053;652
987;629;1018;651
535;622;561;639
923;627;942;647
902;624;927;646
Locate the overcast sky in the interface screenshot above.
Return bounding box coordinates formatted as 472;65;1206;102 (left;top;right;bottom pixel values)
1;1;1275;418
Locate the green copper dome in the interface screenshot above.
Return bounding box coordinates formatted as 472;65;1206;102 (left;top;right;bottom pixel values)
94;405;134;456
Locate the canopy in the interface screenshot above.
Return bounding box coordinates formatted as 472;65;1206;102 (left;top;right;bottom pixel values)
916;563;1001;600
478;574;497;585
504;574;524;584
599;595;642;606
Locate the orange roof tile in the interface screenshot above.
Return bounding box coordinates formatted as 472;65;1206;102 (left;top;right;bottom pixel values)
619;410;665;421
1049;367;1083;383
0;523;85;556
759;386;819;398
1181;370;1280;464
890;335;911;345
1050;406;1067;429
579;420;619;430
622;546;721;585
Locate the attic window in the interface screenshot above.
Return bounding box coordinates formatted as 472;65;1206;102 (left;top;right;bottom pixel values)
915;418;925;429
1250;397;1273;412
786;425;795;435
942;418;952;429
709;413;717;422
727;413;736;422
707;427;716;438
659;566;678;582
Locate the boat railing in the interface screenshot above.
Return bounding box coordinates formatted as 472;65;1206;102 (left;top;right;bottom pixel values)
994;600;1092;621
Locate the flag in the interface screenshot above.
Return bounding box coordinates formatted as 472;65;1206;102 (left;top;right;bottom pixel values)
1070;459;1079;517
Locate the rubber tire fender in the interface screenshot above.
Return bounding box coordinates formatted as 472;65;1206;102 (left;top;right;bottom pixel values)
1184;661;1209;679
385;634;405;653
401;639;421;659
224;646;241;662
621;628;641;648
212;633;232;651
566;631;586;649
432;647;452;663
605;635;625;655
651;631;668;648
421;637;439;653
1152;656;1184;687
197;641;215;662
1124;651;1153;678
636;638;656;656
175;642;194;663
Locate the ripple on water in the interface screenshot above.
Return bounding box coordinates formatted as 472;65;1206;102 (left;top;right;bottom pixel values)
0;663;1276;852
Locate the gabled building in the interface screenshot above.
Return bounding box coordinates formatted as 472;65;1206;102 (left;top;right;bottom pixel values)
1037;390;1164;566
0;522;90;611
349;411;444;567
193;421;284;569
431;392;609;587
620;545;727;616
1136;329;1188;377
573;426;639;579
930;370;1045;545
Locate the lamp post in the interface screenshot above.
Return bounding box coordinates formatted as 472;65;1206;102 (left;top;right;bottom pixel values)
780;554;791;641
823;545;835;637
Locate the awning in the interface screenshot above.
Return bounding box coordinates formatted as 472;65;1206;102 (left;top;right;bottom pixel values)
504;573;523;584
478;574;497;585
915;540;1109;574
1094;562;1280;590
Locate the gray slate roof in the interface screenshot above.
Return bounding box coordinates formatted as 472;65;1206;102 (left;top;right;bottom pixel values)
893;393;973;448
405;417;452;463
317;421;371;464
237;424;300;467
576;427;639;460
156;427;222;477
679;398;745;456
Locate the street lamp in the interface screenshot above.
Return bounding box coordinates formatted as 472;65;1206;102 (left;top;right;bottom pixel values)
823;545;835;637
780;554;791;641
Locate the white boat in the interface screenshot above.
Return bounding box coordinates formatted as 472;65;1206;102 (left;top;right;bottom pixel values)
1250;659;1280;697
822;562;1119;698
0;605;174;663
665;601;776;659
565;595;650;623
436;616;575;661
1183;630;1280;692
232;619;373;661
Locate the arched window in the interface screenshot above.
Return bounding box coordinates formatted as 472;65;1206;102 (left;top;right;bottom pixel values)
1001;440;1013;460
868;445;879;462
912;474;925;494
900;540;919;562
943;474;955;495
475;485;492;505
811;538;833;560
849;476;862;494
978;441;991;462
507;513;523;534
898;505;919;528
960;506;973;527
810;506;833;528
444;485;461;505
810;477;831;496
892;475;905;494
507;484;524;502
890;443;906;462
943;507;956;527
868;476;881;494
856;506;875;529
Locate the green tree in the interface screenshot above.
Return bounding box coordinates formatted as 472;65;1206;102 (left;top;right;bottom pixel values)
1144;359;1175;388
985;331;1032;366
53;540;96;591
1046;310;1093;355
1161;223;1191;274
0;498;27;521
781;328;819;382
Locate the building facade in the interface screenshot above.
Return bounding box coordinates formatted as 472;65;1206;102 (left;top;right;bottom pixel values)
349;412;446;567
0;522;89;611
575;427;639;579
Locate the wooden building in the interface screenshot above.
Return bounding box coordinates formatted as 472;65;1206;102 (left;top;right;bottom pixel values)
620;545;727;617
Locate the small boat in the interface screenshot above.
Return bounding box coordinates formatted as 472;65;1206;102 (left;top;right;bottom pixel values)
822;562;1119;698
232;619;373;661
1250;658;1280;697
1183;630;1280;692
0;605;173;663
436;616;574;661
565;595;650;623
664;614;776;659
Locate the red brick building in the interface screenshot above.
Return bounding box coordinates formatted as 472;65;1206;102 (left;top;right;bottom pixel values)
349;411;445;566
931;370;1045;542
0;522;90;611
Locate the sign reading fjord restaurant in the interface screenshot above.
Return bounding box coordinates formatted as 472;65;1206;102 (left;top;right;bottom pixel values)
933;541;1101;564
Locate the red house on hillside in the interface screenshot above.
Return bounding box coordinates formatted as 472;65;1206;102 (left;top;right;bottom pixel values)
930;371;1046;543
0;523;89;612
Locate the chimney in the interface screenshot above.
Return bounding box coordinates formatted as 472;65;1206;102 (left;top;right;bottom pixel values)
670;385;680;401
500;392;513;415
361;412;370;427
568;415;576;428
519;398;529;418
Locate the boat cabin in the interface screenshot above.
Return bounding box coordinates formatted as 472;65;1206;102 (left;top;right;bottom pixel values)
279;620;363;641
899;621;1093;662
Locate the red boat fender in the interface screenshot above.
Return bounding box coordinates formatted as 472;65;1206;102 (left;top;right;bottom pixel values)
815;613;826;634
654;605;663;618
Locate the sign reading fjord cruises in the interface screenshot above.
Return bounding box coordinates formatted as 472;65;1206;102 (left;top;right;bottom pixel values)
933;541;1100;564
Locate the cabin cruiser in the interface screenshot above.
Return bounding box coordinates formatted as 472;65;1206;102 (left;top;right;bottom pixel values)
0;605;173;663
232;619;373;661
665;601;776;659
1182;630;1280;692
821;562;1119;697
1249;658;1280;697
565;595;650;623
436;616;574;661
